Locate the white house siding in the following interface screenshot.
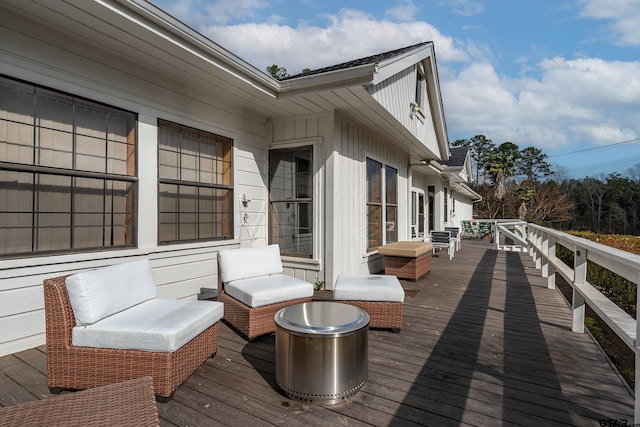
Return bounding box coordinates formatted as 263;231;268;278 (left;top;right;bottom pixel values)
0;14;269;356
451;191;475;227
326;113;410;288
367;65;439;158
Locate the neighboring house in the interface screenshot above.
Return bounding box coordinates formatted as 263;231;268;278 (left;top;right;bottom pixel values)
0;0;477;356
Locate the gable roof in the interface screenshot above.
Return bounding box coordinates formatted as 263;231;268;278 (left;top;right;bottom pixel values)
282;42;430;80
441;147;469;168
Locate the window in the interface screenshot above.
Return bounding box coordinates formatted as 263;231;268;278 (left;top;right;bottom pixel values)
366;158;397;251
269;146;313;258
428;186;435;232
443;187;448;223
411;190;425;238
415;63;426;109
0;75;136;257
157;120;232;244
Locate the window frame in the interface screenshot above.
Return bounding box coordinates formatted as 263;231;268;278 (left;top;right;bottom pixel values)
366;157;398;252
0;74;137;258
268;145;314;258
157;119;233;245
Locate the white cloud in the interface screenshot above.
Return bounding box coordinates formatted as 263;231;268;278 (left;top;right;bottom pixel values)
385;0;420;22
202;9;468;74
443;56;640;150
578;0;640;45
438;0;485;17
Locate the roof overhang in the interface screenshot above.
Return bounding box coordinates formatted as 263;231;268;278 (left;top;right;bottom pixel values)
1;0;449;161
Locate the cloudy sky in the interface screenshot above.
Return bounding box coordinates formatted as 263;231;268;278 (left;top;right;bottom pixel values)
149;0;640;178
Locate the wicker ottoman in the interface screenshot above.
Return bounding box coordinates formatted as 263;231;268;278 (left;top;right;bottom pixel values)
333;274;404;331
378;241;433;280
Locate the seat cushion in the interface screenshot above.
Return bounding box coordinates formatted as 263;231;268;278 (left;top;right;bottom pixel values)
224;274;314;308
334;274;405;302
66;259;157;326
218;244;283;283
72;299;224;352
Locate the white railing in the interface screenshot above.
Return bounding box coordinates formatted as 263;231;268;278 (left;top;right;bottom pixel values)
528;224;640;422
493;220;528;251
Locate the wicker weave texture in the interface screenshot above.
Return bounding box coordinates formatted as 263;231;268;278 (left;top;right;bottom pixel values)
43;276;218;399
0;376;159;427
219;290;312;340
338;300;403;330
384;253;432;280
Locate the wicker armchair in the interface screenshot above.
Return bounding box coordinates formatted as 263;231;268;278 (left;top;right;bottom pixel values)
44;275;219;401
217;245;314;340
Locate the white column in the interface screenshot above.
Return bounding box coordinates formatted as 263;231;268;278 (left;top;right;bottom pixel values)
136;115;158;249
571;244;587;333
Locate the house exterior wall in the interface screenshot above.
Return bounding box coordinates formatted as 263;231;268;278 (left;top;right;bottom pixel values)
368;64;439;158
325;112;410;288
0;15;269;356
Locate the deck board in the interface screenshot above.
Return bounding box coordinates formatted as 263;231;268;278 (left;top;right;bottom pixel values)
0;240;634;426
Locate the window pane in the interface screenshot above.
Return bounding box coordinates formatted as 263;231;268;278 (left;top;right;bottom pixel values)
385;165;397;205
366;158;381;203
386;206;397;244
35;174;72;252
367;205;382;249
269;201;313;257
0;170;33;255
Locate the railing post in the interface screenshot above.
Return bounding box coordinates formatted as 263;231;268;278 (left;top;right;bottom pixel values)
572;244;587;333
635;271;640;424
535;230;543;269
546;235;556;289
541;231;549;277
494;222;500;250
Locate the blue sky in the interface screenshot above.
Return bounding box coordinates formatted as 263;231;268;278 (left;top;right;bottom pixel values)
149;0;640;179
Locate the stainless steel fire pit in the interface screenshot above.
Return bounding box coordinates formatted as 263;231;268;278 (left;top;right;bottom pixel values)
274;301;369;405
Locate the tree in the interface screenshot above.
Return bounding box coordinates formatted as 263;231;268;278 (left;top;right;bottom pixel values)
452;135;495;185
487;141;520;200
517;146;552;185
266;64;289;79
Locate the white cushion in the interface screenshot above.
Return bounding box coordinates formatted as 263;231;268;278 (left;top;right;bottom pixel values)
66;259;157;326
334;275;405;302
72;299;224;352
225;274;314;308
218;244;283;283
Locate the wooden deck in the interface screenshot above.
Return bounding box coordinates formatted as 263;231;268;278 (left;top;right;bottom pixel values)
0;240;634;426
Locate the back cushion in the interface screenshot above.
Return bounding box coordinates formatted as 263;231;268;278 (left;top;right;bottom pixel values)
218;244;283;283
66;259;158;326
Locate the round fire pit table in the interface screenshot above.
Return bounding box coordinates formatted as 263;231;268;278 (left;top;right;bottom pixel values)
274;301;370;405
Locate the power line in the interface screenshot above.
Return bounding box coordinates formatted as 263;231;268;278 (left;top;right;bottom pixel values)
548;137;640;158
550;155;640;176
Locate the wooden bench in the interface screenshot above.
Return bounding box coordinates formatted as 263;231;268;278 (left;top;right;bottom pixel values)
378;241;433;280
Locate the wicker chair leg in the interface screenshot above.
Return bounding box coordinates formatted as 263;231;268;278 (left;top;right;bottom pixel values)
49;386;64;395
155;391;175;403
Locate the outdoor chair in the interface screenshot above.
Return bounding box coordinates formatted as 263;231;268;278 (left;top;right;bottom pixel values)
445;226;461;250
477;221;493;239
217;244;315;340
43;259;223;401
430;230;454;259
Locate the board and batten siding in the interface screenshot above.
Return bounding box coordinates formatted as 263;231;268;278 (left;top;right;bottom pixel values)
0;16;272;356
326;113;410;288
367;65;440;157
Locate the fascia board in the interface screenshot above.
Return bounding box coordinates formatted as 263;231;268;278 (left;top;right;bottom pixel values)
372;44;434;85
278;64;377;97
109;0;279;97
